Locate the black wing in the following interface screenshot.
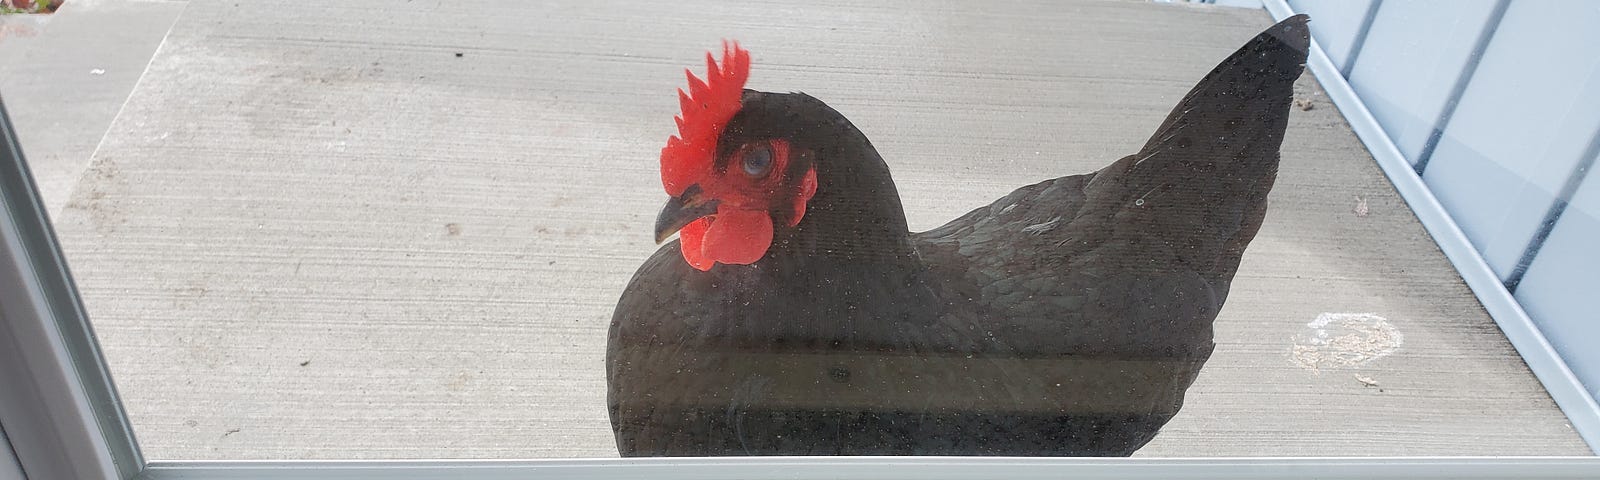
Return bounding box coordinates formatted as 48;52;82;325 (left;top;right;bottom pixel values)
912;14;1311;453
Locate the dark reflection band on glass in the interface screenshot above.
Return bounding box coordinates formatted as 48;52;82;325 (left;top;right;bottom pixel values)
0;96;144;478
137;457;1600;479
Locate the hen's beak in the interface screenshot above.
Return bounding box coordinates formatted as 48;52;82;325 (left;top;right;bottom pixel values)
654;184;720;244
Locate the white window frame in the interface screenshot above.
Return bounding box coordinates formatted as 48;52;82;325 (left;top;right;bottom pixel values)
1;3;1597;478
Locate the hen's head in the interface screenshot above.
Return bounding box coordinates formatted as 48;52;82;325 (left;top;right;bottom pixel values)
653;42;821;271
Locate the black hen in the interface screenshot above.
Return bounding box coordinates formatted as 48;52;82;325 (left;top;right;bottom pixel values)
608;15;1310;456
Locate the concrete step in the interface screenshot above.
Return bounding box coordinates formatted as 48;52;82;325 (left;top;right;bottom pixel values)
0;0;187;212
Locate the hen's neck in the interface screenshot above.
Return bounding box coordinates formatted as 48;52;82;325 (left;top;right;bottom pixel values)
768;119;918;266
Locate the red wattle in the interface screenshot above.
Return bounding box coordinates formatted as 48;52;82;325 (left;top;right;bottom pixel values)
703;208;773;266
678;218;714;271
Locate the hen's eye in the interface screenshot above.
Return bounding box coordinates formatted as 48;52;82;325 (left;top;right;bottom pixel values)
741;144;774;177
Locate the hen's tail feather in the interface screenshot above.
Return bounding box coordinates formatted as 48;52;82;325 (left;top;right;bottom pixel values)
1068;15;1309;281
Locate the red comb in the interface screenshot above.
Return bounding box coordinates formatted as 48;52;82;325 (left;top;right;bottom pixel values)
661;41;751;196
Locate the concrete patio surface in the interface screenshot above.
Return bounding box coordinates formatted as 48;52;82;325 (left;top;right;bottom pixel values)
18;0;1592;460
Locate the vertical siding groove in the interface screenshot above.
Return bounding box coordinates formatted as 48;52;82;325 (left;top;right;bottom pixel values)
1340;0;1385;78
1412;0;1512;175
1504;127;1600;293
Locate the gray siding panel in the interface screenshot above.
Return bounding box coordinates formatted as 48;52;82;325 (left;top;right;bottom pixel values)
1347;0;1499;164
1515;167;1600;399
1420;0;1600;278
